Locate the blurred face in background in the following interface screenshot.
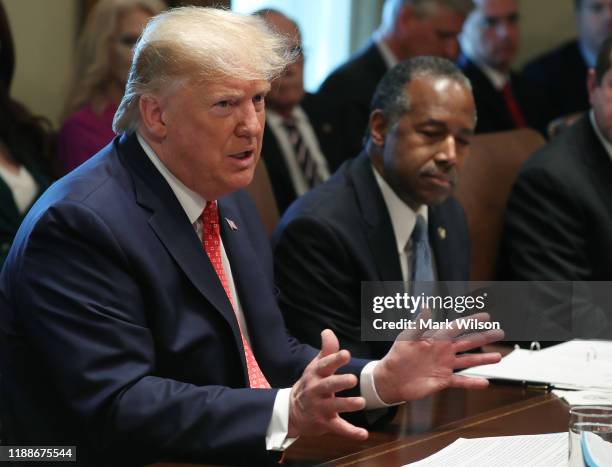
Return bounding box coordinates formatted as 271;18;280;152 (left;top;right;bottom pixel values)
396;4;466;61
110;6;152;91
589;65;612;143
262;12;305;118
461;0;519;72
577;0;612;57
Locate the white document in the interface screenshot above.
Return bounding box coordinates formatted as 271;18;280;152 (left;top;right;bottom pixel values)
459;340;612;391
404;432;567;467
553;389;612;406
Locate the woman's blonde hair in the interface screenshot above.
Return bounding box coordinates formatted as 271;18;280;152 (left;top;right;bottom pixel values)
113;7;295;134
62;0;166;120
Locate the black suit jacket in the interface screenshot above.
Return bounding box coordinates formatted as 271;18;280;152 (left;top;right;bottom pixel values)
312;42;388;171
457;53;543;134
522;39;589;130
261;100;326;214
0;165;49;266
499;115;612;280
272;153;469;359
0;134;370;466
497;115;612;339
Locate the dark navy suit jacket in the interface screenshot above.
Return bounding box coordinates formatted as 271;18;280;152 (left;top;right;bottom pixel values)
272;153;469;359
456;53;544;134
0;133;368;466
312;41;388;170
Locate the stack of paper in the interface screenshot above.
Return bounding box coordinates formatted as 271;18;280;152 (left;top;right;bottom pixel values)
404;433;567;466
553;389;612;406
459;340;612;391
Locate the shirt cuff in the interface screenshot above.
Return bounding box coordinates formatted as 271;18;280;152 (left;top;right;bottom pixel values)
360;360;402;410
266;388;298;451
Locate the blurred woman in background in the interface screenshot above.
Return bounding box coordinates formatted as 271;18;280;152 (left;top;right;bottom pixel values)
56;0;165;174
0;0;54;266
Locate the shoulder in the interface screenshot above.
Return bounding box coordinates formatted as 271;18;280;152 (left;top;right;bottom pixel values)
273;163;362;240
523;40;581;75
319;43;385;92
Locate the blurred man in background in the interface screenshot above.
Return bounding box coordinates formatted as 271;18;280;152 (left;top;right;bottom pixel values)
256;9;330;214
458;0;542;133
312;0;474;170
523;0;612;134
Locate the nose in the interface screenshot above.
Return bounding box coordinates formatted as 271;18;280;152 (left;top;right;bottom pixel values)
435;136;458;166
235;102;262;138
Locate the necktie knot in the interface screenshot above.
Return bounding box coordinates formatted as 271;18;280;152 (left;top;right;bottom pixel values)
202;201;219;235
411;215;428;244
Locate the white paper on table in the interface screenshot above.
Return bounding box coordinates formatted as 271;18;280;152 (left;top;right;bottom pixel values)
553;389;612;406
404;432;567;467
459;340;612;391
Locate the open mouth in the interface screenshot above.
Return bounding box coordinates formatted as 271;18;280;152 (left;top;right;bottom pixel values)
230;150;254;160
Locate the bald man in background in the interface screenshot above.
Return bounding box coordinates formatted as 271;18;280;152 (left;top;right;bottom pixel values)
312;0;474;170
255;9;330;214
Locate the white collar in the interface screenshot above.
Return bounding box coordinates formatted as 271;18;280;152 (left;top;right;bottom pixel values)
136;132;207;224
266;105;307;125
461;45;508;90
374;33;399;70
589;110;612;163
371;163;428;254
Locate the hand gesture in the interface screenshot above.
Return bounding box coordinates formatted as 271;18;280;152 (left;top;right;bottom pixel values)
373;311;504;404
288;329;368;440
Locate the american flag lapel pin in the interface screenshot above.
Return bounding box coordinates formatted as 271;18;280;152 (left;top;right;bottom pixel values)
225;217;238;231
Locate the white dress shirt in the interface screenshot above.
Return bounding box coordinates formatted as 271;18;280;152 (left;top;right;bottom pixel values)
136;133;392;451
266;106;330;196
374;33;399;70
0;162;38;214
372;164;436;283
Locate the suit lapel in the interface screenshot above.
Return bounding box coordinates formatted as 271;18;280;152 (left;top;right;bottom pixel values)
577;117;612;215
350;153;403;281
429;205;452;280
117;134;246;358
216;198;273;371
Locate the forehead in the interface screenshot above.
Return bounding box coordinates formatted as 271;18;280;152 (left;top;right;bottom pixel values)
263;13;301;44
428;5;465;29
197;78;271;98
476;0;518;16
117;6;152;32
403;76;475;121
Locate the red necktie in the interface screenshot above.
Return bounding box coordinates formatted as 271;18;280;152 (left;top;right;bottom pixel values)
201;201;270;389
502;82;527;129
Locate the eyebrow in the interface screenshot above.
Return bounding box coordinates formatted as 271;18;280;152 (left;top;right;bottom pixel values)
418;119;475;135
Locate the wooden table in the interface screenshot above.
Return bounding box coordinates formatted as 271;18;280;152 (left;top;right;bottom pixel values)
153;384;570;467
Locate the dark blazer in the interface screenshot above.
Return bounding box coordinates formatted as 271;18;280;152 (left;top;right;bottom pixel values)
0;134;369;466
0;165;48;266
272;153;469;359
457;53;543;134
499;115;612;281
312;41;388;171
261;100;326;214
522;39;589;130
497;115;612;340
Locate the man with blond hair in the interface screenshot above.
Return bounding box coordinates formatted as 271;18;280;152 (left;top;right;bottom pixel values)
0;7;501;466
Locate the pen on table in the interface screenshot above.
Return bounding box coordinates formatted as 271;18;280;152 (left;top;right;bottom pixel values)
489;378;553;391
